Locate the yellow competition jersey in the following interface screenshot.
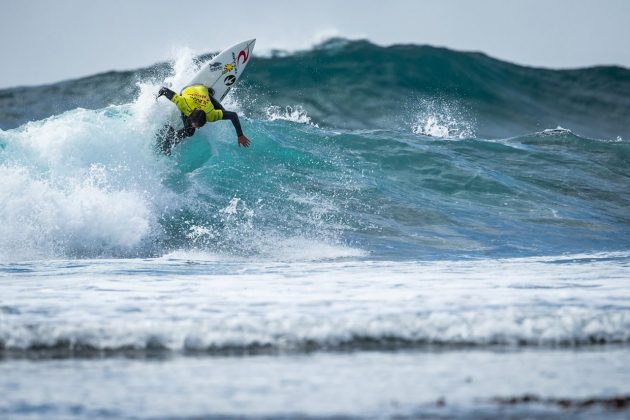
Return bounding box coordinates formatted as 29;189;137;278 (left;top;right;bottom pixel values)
170;84;223;122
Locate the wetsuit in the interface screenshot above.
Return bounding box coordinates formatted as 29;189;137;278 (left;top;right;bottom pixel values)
158;84;243;154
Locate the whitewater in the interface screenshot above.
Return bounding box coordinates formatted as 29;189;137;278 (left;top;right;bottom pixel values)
1;39;630;418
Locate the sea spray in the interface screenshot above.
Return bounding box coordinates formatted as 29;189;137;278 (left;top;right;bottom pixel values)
1;39;629;261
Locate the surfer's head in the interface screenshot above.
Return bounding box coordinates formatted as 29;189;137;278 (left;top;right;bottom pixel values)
189;109;207;128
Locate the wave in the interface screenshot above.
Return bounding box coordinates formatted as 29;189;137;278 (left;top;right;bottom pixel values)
0;40;629;261
2;308;629;356
3;274;630;354
2;38;629;139
2;250;629;356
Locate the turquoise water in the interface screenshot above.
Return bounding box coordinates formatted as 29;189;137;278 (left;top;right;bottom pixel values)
1;43;629;260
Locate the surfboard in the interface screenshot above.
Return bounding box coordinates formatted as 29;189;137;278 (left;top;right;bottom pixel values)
157;39;256;158
187;39;256;102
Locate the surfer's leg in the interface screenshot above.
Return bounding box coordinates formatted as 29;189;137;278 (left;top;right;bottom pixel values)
162;115;195;153
156;123;195;155
156;124;176;155
174;126;195;141
175;114;196;142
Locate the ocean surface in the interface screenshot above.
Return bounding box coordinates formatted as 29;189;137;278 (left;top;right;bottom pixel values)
1;39;629;418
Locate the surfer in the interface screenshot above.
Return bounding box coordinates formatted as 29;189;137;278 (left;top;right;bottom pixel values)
156;84;250;154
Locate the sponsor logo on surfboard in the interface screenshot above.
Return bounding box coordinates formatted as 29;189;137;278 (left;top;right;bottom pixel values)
209;62;223;72
237;49;250;65
224;75;236;86
231;52;241;76
222;63;234;74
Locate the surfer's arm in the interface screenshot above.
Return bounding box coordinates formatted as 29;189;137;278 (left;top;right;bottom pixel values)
170;94;191;115
209;95;225;112
221;111;243;137
157;87;191;115
222;110;250;147
157;87;175;100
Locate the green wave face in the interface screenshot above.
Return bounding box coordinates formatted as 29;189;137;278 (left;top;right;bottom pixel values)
0;39;629;260
3;38;629;139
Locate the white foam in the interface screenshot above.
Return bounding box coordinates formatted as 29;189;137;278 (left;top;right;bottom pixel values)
540;126;573;135
411;98;475;139
265;105;318;126
259;237;367;261
165;47;201;92
0;104;178;260
0;166;150;258
1;253;629;351
220;197;241;215
161;249;223;262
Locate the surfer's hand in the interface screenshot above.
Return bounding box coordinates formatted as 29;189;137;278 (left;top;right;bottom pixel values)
238;135;250;148
157;87;174;100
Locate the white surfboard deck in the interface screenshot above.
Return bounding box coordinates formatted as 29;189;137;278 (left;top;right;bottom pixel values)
187;38;256;102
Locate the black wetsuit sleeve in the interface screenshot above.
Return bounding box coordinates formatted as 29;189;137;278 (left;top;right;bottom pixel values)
222;110;244;137
160;87;175;100
209;95;225;111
